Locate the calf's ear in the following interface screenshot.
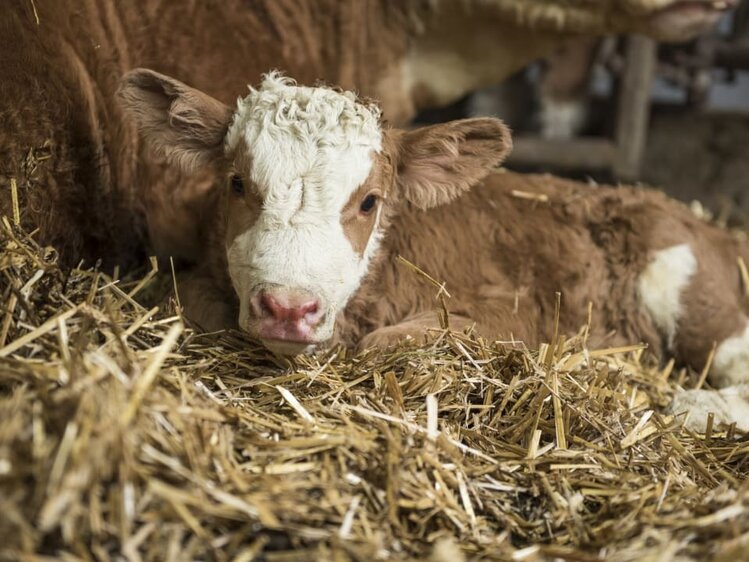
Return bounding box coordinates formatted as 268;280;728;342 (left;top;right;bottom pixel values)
393;118;512;210
118;68;233;170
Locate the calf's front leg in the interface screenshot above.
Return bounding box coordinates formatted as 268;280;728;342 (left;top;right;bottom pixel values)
358;312;476;351
669;318;749;432
177;269;237;333
669;384;749;432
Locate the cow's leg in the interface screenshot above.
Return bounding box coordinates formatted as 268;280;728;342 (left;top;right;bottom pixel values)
358;312;476;351
670;315;749;432
538;37;600;140
669;384;749;432
177;269;237;333
639;242;749;431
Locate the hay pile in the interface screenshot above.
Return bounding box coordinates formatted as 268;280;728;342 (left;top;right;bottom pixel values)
1;218;748;562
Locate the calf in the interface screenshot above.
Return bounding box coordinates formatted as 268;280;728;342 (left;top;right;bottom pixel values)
120;69;749;432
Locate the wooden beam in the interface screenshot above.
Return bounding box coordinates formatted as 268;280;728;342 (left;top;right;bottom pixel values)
508;136;618;171
715;40;749;70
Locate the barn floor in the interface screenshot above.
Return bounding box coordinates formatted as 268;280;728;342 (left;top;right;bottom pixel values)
1;219;748;561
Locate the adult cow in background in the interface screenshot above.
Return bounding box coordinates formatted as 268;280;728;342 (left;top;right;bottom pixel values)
0;0;734;269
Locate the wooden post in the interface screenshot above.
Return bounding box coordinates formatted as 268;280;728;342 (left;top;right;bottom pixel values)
613;35;657;181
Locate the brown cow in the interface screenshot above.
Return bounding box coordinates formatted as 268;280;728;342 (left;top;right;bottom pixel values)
120;69;749;432
0;0;735;269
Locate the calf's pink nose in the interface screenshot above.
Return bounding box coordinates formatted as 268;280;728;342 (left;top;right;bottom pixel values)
258;291;320;323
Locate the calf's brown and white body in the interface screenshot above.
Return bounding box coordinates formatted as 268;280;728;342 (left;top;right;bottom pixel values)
120;70;749;432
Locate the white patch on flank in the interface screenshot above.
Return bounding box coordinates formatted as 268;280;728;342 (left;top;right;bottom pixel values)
713;321;749;387
223;73;384;343
637;244;697;349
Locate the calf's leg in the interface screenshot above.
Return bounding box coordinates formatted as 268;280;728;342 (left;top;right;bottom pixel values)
669;384;749;432
671;315;749;432
178;270;237;333
358;312;476;351
639;239;749;431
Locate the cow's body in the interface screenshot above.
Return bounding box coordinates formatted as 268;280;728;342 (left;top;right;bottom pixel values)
0;0;420;266
192;166;749;378
117;69;749;432
341;172;748;363
0;0;734;268
350;172;749;430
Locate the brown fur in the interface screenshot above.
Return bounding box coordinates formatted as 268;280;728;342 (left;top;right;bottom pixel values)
340;152;395;257
117;70;749;382
1;0;724;269
340;171;749;379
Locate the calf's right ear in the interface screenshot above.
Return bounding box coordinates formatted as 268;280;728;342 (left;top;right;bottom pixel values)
118;68;234;170
393;118;513;210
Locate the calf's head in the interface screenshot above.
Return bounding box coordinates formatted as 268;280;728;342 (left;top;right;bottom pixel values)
119;70;511;355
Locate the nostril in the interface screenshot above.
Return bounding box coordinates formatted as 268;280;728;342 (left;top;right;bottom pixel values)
255;291;321;323
300;300;319;316
258;292;279;319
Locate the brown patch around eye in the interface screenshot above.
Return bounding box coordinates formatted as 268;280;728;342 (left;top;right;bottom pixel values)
225;185;263;243
224;165;263;244
223;136;265;243
341;185;380;256
340;151;395;256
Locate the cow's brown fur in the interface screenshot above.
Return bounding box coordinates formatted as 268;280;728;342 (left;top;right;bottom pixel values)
0;0;421;268
1;0;729;269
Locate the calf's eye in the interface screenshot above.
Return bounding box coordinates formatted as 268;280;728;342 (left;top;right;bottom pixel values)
359;194;378;215
230;175;244;195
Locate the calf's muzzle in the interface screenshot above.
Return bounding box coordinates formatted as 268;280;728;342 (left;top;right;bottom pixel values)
250;288;323;344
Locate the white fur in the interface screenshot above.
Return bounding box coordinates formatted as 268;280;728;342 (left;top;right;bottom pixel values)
713;321;749;387
670;384;749;432
670;319;749;433
638;244;697;348
224;74;384;344
540;98;587;140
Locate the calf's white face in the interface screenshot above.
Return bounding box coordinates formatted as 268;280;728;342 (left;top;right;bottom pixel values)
119;69;512;355
223;75;385;354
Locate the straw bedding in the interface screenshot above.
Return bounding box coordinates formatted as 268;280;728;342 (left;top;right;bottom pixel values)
1;217;748;561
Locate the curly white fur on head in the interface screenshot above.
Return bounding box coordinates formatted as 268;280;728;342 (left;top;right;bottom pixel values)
223;73;385;350
227;72;381;153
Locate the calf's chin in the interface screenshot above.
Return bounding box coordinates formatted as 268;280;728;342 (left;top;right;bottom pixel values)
261;340;319;357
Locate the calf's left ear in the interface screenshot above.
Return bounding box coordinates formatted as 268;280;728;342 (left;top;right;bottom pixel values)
118;68;234;171
394;118;512;210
